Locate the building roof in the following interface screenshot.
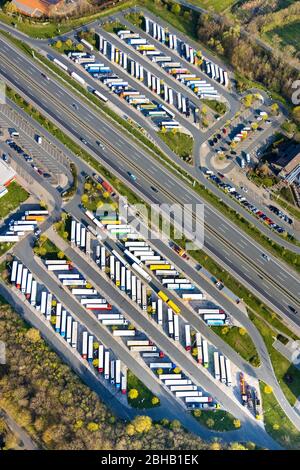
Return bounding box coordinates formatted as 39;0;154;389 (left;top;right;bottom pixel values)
0;160;16;187
12;0;62;16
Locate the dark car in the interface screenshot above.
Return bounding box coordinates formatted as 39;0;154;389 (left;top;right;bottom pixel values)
288;306;298;314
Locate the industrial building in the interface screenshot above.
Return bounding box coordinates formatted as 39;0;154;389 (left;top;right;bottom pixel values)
0;160;16;199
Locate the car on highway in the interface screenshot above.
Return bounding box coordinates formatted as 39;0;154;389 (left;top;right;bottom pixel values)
80;137;88;145
72;103;79;110
128;172;137;181
288;306;298;314
41;73;50;81
151;186;158;193
261;253;270;261
2;153;8;162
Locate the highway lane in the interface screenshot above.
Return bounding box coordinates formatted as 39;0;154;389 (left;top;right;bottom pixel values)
1;26;298;255
42;41;300;254
1;14;299;254
1;93;296;442
42;33;300;253
0;39;299;320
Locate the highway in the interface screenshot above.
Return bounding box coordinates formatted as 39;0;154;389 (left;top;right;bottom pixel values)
1;20;299;254
0;11;299;449
0;75;296;447
0;36;299;330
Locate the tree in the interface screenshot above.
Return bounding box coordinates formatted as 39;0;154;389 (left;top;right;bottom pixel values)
3;1;18;13
84;183;92;191
128;388;139;400
292;106;300;124
39;246;47;257
206;418;215;428
131;415;152;433
173;367;181;374
243;94;253;108
233;419;241;429
171;3;181;15
264;384;273;394
151;396;160;405
170;419;181;431
156;368;163;376
26;328;41;343
57;251;65;260
77;43;84;52
87;422;99;432
64;39;73;49
55;40;62;49
229;442;247;450
273;423;280;430
183;11;190;21
126;424;135;436
210;442;221;450
39;200;47;209
239;328;246;336
81;194;89;205
271;103;279;115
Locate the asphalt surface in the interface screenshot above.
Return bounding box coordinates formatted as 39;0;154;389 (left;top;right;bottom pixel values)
0;21;299;447
0;20;298;253
0;37;299;331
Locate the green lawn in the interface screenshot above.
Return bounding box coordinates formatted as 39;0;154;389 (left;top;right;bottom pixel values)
34;237;67;261
188;0;237;13
192;408;239;431
0;182;29;220
139;0;199;38
260;382;300;449
0;243;13;258
250;313;300;406
277;186;296;206
158;131;194;163
127;370;159;409
211;326;260;366
266;21;300;53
